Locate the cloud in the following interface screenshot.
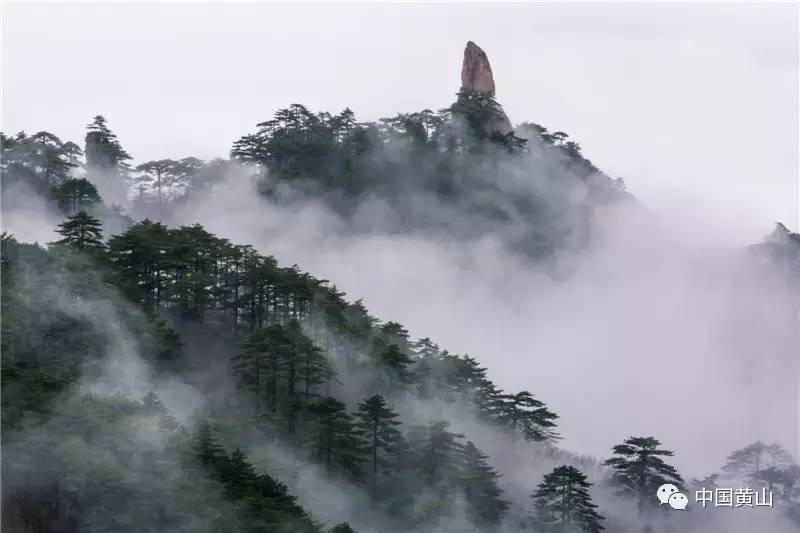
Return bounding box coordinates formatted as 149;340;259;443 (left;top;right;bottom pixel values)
172;160;798;484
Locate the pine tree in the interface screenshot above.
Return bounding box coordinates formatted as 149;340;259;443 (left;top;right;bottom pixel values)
297;335;334;403
232;326;279;414
305;397;365;478
84;115;132;204
690;473;720;492
190;425;319;532
328;523;357;533
369;322;415;392
84;115;131;170
135;159;176;204
254;472;313;522
2;131;83;195
409;420;466;484
172;156;207;196
193;421;226;467
772;464;800;504
471;381;503;421
438;353;492;402
51;177;101;214
722;441;794;485
353;394;405;491
232;322;331;427
221;448;260;500
168;224;220;321
141;391;179;430
413;337;440;359
532;465;605;533
498;390;559;442
460;441;509;528
374;343;414;390
284;320;330;434
53;211;105;250
28;131;82;185
107;219;172;311
603;436;683;515
378;321;412;353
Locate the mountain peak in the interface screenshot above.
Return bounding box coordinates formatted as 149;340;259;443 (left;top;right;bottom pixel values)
459;41;513;135
461;41;497;94
767;222;792;243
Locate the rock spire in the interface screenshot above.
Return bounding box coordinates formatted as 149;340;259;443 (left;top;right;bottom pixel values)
459;41;513;135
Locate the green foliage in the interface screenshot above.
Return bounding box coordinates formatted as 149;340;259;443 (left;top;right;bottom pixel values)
53;210;106;250
135;159;176;203
0;359;73;435
106;218;560;452
408;420;466;484
368;323;415;393
403;421;509;528
2;207;570;530
304;397;366;479
1;157;584;530
227;99;621;243
461;441;510;528
191;423;319;532
108;221;321;323
83;115;133;205
722;440;799;513
51;177;102;215
353;394;405;491
232;321;333;434
722;441;795;483
1;130;82;196
3;393;239;533
603;436;683;514
327;523;357;533
416;351;560;442
231;104;351;181
532;465;605;533
498;390;560;442
449;88;526;152
84;115;131;171
0;233;182;402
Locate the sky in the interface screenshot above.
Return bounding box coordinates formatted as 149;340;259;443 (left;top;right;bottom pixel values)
2;1;798;236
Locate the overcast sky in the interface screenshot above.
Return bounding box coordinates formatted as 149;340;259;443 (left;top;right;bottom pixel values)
2;1;798;238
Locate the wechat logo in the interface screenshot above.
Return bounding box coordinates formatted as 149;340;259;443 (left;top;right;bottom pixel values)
657;484;688;510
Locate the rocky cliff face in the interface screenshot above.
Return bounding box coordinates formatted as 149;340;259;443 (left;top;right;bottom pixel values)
460;41;513;135
461;41;497;93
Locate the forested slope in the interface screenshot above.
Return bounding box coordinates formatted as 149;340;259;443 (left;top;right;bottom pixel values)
2;50;799;532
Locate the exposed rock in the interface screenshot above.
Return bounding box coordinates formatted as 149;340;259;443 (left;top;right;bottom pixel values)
461;41;497;93
460;41;513;135
767;222;793;243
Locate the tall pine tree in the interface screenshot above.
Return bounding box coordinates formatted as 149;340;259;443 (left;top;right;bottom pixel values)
532;465;605;533
53;211;105;250
603;436;682;515
460;441;509;528
305;397;365;479
353;394;405;492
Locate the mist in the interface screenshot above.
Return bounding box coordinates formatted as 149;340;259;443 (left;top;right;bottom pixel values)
168;151;798;481
2;4;798;530
3;127;797;533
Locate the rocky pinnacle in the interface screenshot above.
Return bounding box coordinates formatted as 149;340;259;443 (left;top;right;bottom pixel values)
460;41;513;135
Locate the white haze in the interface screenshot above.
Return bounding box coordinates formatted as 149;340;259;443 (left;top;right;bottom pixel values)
4;2;798;236
0;181;60;244
2;120;797;533
172;170;799;481
2;136;797;533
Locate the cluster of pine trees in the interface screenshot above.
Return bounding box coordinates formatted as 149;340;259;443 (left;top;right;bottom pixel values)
3;90;628;261
7;202;800;531
2;102;799;532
